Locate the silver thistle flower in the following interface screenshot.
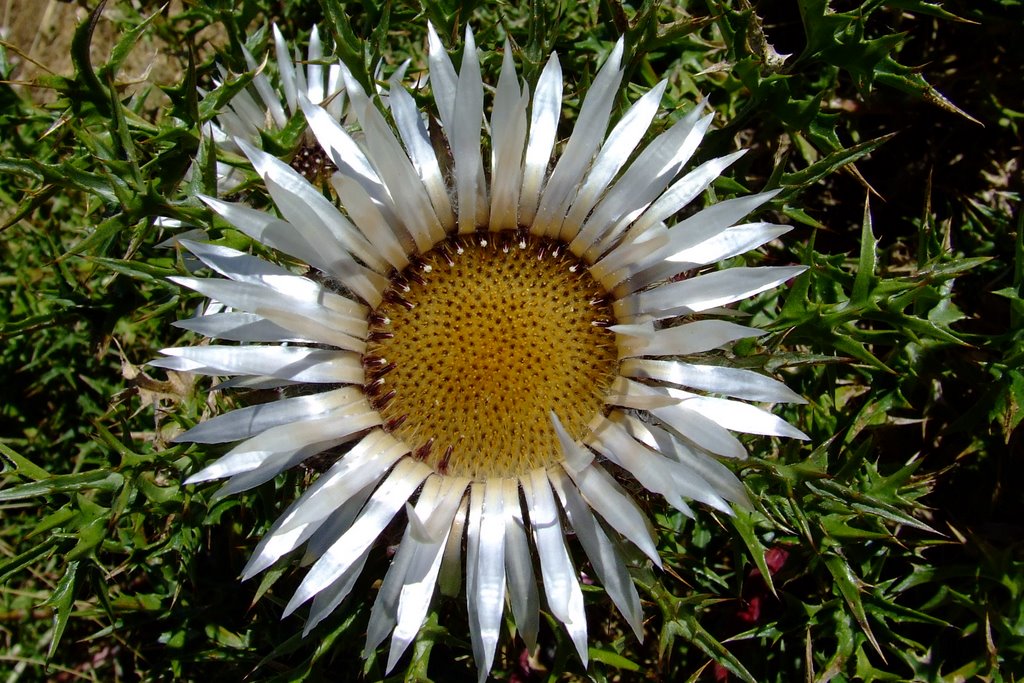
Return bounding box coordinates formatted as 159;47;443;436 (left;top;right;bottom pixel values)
158;24;807;680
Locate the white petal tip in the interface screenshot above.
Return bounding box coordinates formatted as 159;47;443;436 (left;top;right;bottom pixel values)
549;412;593;474
239;568;259;583
406;502;432;543
427;22;443;50
281;594;305;619
385;643;410;675
240;552;273;581
233;136;256;155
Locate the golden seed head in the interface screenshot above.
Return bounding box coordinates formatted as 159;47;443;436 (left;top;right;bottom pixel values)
365;234;618;481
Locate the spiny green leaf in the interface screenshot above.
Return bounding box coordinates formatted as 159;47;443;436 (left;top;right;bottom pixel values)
69;1;110;113
868;0;976;24
97;3;165;84
851;198;877;306
0;470;124;502
730;507;778;597
27;507;77;540
86;255;178;282
43;560;81;661
810;481;936;535
589;646;641;671
822;553;884;659
874;57;981;125
322;0;375;92
780;134;895;194
0;535;61;584
0;442;50;480
67;510;111;561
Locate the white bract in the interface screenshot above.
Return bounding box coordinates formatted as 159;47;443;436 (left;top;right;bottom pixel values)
201;24;394;193
158;24;807;681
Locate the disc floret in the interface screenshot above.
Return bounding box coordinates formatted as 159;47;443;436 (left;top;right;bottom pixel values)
366;233;618;481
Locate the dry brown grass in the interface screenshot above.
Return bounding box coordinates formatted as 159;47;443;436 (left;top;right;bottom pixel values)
1;0;224;108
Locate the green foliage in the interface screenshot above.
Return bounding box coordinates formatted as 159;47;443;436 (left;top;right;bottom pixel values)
1;0;1021;681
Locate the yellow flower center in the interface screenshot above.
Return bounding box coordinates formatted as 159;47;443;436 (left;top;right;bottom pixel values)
364;233;618;481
